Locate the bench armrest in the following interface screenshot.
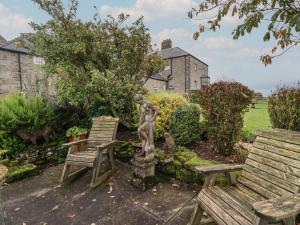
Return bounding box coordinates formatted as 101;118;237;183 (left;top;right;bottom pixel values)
193;164;244;175
96;140;117;150
252;193;300;221
62;139;88;147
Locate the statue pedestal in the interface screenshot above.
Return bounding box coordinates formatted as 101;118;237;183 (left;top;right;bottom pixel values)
130;154;156;191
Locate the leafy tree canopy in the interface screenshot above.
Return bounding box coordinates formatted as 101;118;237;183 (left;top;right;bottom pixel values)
29;0;165;128
189;0;300;65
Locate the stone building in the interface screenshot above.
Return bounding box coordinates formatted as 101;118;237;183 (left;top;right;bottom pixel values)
0;34;55;96
144;39;210;93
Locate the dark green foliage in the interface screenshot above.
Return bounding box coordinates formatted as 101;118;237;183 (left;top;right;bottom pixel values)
169;103;201;146
240;130;256;143
268;86;300;131
29;0;165;129
199;81;254;156
113;141;134;162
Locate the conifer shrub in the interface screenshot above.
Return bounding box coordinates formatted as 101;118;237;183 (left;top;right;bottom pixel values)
268;86;300;131
198;81;253;156
147;92;188;139
0;93;54;156
169;103;201;146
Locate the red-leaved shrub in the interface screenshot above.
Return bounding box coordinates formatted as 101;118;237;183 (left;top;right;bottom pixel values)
198;81;254;156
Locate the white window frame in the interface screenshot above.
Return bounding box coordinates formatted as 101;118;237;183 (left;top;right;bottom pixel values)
33;56;45;65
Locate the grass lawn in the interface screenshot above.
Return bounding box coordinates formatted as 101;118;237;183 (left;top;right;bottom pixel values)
243;100;272;134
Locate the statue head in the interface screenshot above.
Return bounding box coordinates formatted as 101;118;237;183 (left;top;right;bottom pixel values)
134;94;144;104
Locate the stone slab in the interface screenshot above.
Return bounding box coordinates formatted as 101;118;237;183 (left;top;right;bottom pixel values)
1;162;199;225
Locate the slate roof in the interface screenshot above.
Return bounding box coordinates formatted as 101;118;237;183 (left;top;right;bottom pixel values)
159;47;189;59
151;73;167;81
0;33;30;54
158;46;208;66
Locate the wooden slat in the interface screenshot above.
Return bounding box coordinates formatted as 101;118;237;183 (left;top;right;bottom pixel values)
65;160;94;167
245;158;300;186
238;176;279;199
67;154;96;163
254;141;300;160
256;129;300;145
241;171;291;197
243;164;299;193
210;186;256;224
256;136;300;153
234;184;266;202
247;153;300;177
205;188;253;225
199;191;241;225
250;147;300;169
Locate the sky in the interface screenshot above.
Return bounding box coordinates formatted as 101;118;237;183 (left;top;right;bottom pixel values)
0;0;299;96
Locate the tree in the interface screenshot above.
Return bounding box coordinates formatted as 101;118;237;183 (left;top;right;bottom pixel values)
188;0;300;65
29;0;164;128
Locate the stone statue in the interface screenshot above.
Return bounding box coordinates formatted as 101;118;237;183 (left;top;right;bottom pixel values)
134;94;158;160
163;132;176;152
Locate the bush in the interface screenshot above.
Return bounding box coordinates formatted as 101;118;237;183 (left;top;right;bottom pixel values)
147;92;188;139
0;93;54;156
268;86;300;131
169;103;201;146
198;81;253;156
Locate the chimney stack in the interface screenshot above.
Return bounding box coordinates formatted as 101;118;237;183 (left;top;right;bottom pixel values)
161;39;172;50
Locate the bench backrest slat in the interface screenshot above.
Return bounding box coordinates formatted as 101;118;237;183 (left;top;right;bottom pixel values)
238;129;300;198
87;116;119;148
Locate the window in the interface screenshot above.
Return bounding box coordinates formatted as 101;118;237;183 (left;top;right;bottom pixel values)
33;56;45;65
194;80;198;89
194;63;197;71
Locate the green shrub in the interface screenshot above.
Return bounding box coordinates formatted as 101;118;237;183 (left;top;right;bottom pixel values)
147;92;188;139
0;93;54;156
0;92;54;133
169;103;201;146
268;86;300;131
199;81;253;156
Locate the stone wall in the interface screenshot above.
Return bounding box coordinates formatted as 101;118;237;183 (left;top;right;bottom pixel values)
189;56;208;91
144;78;166;91
168;56;187;93
0;50;55;96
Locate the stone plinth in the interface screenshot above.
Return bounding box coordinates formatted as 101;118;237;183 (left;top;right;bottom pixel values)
130;154;156;191
0;164;8;184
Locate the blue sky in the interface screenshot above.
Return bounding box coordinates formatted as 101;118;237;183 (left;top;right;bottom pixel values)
0;0;299;95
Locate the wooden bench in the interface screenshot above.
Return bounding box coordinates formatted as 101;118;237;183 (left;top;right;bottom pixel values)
60;116;119;187
189;129;300;225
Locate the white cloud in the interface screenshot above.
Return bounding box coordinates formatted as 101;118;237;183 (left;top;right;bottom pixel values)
99;0;197;21
202;37;238;49
0;3;32;40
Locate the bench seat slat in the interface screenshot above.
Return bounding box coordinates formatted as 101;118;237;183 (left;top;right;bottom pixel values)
255;136;300;154
199;191;242;225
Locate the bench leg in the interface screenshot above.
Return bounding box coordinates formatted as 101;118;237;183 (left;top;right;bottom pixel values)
283;217;295;225
60;164;70;183
254;217;269;225
189;202;204;225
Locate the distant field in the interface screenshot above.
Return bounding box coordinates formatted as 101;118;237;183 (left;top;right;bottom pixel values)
243;100;272;134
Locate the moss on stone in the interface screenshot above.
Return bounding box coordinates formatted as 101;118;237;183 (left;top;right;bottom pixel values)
156;147;217;184
6;163;38;183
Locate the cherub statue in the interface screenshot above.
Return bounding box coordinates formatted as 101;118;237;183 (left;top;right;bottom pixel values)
134;94;158;159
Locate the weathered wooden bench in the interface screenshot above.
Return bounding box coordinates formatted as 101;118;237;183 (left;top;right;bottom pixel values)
189;129;300;225
60;116;119;187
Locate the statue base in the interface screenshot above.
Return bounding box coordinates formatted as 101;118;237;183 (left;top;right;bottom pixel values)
130;153;156;191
